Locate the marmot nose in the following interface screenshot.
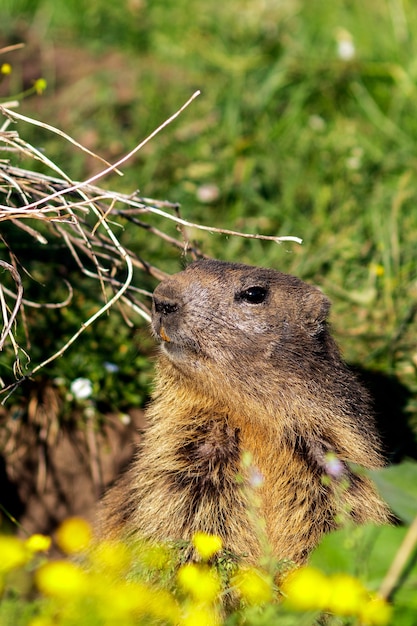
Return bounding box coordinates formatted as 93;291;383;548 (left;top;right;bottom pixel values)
153;296;179;317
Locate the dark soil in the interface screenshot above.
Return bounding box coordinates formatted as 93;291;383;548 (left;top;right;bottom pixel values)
0;397;145;536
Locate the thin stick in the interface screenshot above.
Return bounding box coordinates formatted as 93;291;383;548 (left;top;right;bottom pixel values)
0;43;25;54
0;107;122;174
0;162;303;244
1;280;73;310
127;204;303;245
0;261;23;350
379;514;417;600
0;90;201;212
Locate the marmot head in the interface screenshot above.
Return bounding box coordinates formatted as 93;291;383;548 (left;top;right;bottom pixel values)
151;259;336;387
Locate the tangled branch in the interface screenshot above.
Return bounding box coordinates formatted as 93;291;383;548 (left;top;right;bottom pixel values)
0;94;302;400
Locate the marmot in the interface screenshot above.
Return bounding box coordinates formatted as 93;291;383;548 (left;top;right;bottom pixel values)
99;259;390;564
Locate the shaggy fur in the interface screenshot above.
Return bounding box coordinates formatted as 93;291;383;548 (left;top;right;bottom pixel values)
98;259;390;564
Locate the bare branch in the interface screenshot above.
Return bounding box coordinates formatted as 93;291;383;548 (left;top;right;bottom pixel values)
0;261;24;351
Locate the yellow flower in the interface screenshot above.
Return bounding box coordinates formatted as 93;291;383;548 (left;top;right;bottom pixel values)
1;63;12;75
137;541;172;570
177;563;222;603
359;595;392;626
192;532;223;560
35;560;89;598
99;580;179;623
327;573;367;615
33;78;47;94
89;540;131;575
28;618;56;626
233;567;273;605
55;517;92;554
182;604;221;626
0;535;29;573
283;566;330;611
25;534;52;554
371;263;385;277
327;574;368;615
108;581;152;617
150;588;181;623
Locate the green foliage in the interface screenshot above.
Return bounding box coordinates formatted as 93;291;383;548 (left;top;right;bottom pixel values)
370;461;417;524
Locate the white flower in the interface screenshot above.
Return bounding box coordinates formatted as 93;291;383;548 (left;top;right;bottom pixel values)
346;146;363;170
248;466;264;488
70;377;93;400
324;453;345;478
308;115;326;132
104;361;119;373
196;183;220;203
336;29;355;61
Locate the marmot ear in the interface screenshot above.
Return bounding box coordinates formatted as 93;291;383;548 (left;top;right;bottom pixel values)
302;288;331;333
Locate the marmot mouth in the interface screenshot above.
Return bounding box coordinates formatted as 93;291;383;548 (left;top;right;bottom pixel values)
158;334;202;362
154;320;201;359
160;341;188;362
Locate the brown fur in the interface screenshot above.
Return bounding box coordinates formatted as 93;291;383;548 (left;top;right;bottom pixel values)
98;259;390;564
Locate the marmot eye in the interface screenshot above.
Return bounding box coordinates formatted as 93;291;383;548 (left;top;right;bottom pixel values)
237;286;268;304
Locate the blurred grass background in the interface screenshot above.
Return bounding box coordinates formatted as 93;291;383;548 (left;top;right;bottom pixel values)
1;0;416;439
